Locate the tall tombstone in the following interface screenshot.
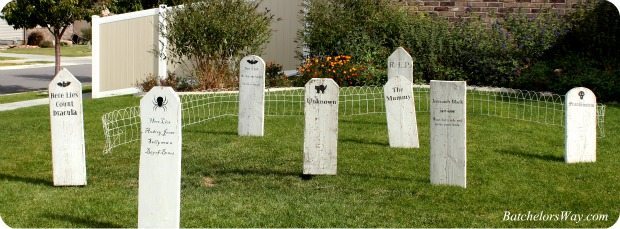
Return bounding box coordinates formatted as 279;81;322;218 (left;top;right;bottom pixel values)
238;55;266;136
304;78;339;175
138;87;182;228
430;80;467;188
565;87;597;163
388;47;414;83
383;75;419;148
48;68;87;186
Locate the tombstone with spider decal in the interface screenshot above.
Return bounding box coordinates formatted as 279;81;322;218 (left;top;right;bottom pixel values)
238;55;266;136
138;86;182;228
48;68;87;186
565;87;597;163
303;78;339;175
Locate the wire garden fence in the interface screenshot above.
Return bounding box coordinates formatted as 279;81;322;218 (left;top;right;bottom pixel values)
101;86;606;154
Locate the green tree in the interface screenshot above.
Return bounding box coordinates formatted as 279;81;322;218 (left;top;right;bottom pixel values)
162;0;274;89
106;0;177;14
1;0;96;74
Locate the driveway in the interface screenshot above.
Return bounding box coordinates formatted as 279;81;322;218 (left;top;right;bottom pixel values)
0;53;91;94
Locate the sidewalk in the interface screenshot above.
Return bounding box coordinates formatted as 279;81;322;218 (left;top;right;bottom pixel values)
0;52;91;70
0;92;92;112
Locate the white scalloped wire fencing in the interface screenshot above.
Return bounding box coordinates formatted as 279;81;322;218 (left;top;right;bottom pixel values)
101;86;606;154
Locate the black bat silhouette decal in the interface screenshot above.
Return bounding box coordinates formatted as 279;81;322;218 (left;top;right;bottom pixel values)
315;85;327;94
247;59;259;65
57;81;71;87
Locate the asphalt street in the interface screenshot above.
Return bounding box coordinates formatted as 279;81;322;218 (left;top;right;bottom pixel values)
0;51;92;94
0;64;91;94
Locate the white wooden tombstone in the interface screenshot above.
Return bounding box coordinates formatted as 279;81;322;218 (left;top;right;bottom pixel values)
304;78;339;175
138;87;182;228
0;215;11;228
565;87;597;163
48;68;87;186
238;55;266;136
430;80;467;188
383;75;419;148
388;47;414;83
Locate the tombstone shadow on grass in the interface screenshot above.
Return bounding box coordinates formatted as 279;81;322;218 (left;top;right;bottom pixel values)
346;172;427;184
42;213;123;228
184;128;237;136
213;167;301;178
498;148;564;162
339;137;389;147
340;119;387;126
0;173;53;186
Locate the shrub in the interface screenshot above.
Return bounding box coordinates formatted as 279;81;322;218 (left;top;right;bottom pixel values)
514;0;620;102
297;55;366;86
298;0;411;83
137;73;185;92
265;62;291;88
162;0;274;89
38;40;53;48
80;27;92;44
27;31;44;46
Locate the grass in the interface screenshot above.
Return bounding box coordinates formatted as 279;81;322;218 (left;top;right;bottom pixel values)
0;57;20;61
0;94;618;227
0;45;91;57
0;85;92;104
0;61;54;67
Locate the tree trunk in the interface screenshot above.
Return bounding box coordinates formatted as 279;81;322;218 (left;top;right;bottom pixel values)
54;35;61;75
51;26;68;76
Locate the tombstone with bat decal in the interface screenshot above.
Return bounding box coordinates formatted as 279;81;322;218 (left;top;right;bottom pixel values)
48;68;87;186
303;78;339;175
238;55;266;136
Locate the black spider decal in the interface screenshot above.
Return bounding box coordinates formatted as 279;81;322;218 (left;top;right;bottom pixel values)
315;84;327;94
153;96;168;111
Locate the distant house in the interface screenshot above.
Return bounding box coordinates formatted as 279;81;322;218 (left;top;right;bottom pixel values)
0;13;24;45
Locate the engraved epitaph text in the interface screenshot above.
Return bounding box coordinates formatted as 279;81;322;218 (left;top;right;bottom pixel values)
430;80;467;188
238;55;266;136
565;87;597;163
384;75;419;148
138;87;182;228
304;78;339;175
48;68;87;186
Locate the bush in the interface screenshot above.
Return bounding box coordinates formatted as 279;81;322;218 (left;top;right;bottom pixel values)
137;73;193;92
297;55;367;86
38;40;53;48
299;0;409;83
513;0;620;102
265;62;291;88
27;31;44;46
163;0;274;89
80;27;92;44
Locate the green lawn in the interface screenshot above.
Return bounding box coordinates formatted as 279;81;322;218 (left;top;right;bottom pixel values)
0;57;20;61
0;45;91;57
0;91;47;104
0;86;91;104
0;94;618;227
0;61;54;67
